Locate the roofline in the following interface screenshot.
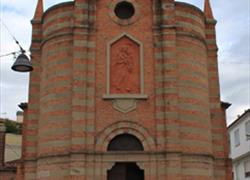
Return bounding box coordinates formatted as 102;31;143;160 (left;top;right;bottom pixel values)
228;109;250;129
42;1;74;23
175;1;206;20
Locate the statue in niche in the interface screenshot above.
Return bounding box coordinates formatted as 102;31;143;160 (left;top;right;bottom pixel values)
115;44;134;92
110;36;140;94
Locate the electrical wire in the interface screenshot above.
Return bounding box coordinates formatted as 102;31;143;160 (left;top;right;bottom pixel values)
219;61;250;65
0;17;25;52
0;51;20;58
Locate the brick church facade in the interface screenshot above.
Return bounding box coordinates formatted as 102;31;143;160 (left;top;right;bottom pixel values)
17;0;232;179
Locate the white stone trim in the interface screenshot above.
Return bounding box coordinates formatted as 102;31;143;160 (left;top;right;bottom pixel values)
103;94;148;99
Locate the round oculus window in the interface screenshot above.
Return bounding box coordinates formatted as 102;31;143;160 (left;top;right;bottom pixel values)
114;1;135;19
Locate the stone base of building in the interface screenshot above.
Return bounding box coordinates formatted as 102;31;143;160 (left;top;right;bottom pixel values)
20;152;231;180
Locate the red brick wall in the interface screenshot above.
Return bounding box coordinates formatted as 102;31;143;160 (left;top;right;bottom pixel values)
0;170;17;180
19;0;232;179
95;0;155;145
39;3;74;157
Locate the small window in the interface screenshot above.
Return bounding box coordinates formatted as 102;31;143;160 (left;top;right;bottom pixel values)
234;129;240;147
228;133;231;154
114;1;135;19
246;121;250;139
245;160;250;177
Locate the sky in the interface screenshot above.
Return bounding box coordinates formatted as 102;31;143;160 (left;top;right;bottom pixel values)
0;0;249;125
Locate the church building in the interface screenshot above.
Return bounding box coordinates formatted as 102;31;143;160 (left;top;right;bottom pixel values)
18;0;232;179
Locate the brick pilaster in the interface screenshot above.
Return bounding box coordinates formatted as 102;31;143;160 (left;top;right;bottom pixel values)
71;2;96;179
71;0;96;152
205;1;232;179
156;0;180;152
26;19;41;160
17;103;28;180
22;0;43;179
154;0;181;179
206;18;223;156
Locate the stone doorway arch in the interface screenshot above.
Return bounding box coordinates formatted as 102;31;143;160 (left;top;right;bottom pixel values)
107;162;144;180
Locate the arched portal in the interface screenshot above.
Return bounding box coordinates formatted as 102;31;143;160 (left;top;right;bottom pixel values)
107;134;145;180
107;163;144;180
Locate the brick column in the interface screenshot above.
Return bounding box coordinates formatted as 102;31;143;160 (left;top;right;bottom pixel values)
205;2;232;179
71;1;96;179
26;17;42;160
16;103;28;180
154;0;179;151
154;0;181;179
160;0;180;152
22;0;43;179
71;0;96;153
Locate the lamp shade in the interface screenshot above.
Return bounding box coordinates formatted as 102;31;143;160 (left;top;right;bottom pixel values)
11;53;33;72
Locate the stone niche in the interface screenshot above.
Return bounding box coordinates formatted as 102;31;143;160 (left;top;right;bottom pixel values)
103;33;147;113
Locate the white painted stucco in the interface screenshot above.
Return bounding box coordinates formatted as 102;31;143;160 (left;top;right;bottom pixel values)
228;110;250;180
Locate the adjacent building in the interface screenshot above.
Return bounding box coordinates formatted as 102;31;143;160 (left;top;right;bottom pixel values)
0;119;22;180
4;133;22;163
228;109;250;180
16;111;24;123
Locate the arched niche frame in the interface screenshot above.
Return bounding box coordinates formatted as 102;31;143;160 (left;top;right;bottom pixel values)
95;121;156;152
103;33;148;113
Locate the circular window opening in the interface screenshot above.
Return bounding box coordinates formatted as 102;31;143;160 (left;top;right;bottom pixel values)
114;1;135;19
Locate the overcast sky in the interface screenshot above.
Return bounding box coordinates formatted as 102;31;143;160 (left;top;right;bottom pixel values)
0;0;249;125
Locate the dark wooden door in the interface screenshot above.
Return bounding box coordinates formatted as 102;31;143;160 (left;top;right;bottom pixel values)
107;163;144;180
126;163;144;180
108;163;126;180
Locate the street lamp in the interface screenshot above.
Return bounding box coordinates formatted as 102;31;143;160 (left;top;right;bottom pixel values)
0;44;33;73
0;19;33;72
0;50;33;72
11;50;33;72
